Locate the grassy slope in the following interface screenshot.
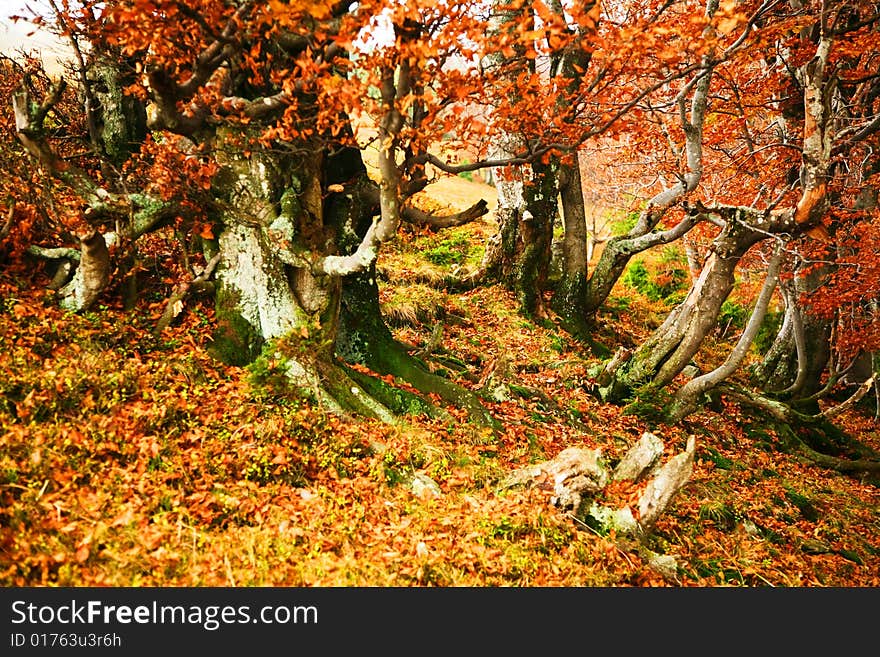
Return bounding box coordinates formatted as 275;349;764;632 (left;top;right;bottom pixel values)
1;175;879;587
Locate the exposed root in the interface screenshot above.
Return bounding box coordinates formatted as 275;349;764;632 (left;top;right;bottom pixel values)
719;383;880;476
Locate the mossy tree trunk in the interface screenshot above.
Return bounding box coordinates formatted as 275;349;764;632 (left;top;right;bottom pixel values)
337;267;499;429
209;133;400;421
331;145;499;429
514;160;557;318
605;216;765;401
545;1;595;339
480;160;556;319
552;157;592;338
88;52;148;169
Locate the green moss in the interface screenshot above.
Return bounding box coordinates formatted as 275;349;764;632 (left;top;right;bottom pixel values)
279;184;302;219
784;486;819;522
754;310;784;354
209;286;263;366
344;366;437;418
618;384;678;426
420;232;478;267
717;299;750;335
622;258;687;303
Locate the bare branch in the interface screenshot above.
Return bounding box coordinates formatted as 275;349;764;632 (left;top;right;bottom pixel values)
402;199;489;230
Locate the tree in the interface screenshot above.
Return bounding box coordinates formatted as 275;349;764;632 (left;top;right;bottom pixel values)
453;0;747;351
600;0;880;420
9;0;508;424
5;0;878;439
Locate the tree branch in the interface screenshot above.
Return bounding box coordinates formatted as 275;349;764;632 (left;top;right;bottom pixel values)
154;252;222;333
402;199;489;230
820;376;875;420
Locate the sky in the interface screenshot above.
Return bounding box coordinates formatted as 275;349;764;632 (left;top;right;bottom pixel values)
0;1;70;73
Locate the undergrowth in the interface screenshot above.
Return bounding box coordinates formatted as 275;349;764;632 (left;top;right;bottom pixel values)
2;214;879;587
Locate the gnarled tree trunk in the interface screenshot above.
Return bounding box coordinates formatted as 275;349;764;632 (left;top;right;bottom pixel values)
669;243;784;421
605;215;765;401
207;133;398;420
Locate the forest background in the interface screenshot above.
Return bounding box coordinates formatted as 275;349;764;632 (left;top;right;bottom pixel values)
1;0;879;587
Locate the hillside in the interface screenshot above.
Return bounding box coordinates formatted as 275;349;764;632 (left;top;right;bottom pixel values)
1;171;879;587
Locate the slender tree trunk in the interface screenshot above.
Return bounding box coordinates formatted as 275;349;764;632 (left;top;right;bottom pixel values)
753;280;799;389
669;244;784;421
515;160;556;317
753;261;832;403
545;0;596;335
552;157;592;337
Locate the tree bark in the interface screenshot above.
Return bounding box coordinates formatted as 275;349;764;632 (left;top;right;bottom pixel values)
669;243;784;421
337;267;499;430
604;19;837;404
753;262;832;403
515;160;557;318
57;230;111;312
552;157;592;337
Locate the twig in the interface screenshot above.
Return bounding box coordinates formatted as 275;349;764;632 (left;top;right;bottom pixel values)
414;321;444;358
819;376;875;419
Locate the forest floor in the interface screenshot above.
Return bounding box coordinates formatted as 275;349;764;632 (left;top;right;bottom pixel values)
2;173;879;587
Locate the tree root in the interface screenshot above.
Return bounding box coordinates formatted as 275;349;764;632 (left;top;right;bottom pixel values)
720;383;880;476
344;329;499;430
339;272;500;431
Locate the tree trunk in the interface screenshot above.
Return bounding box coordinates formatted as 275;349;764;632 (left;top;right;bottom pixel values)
337;267;499;429
669;244;783;421
207;131;399;420
551;157;592;338
88;53;148;167
752;280;798;390
753;261;832;403
56;230;111;312
515;160;556;318
608;218;765;399
480;157;556;318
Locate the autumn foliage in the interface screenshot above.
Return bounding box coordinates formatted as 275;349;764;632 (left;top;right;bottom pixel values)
1;0;879;586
